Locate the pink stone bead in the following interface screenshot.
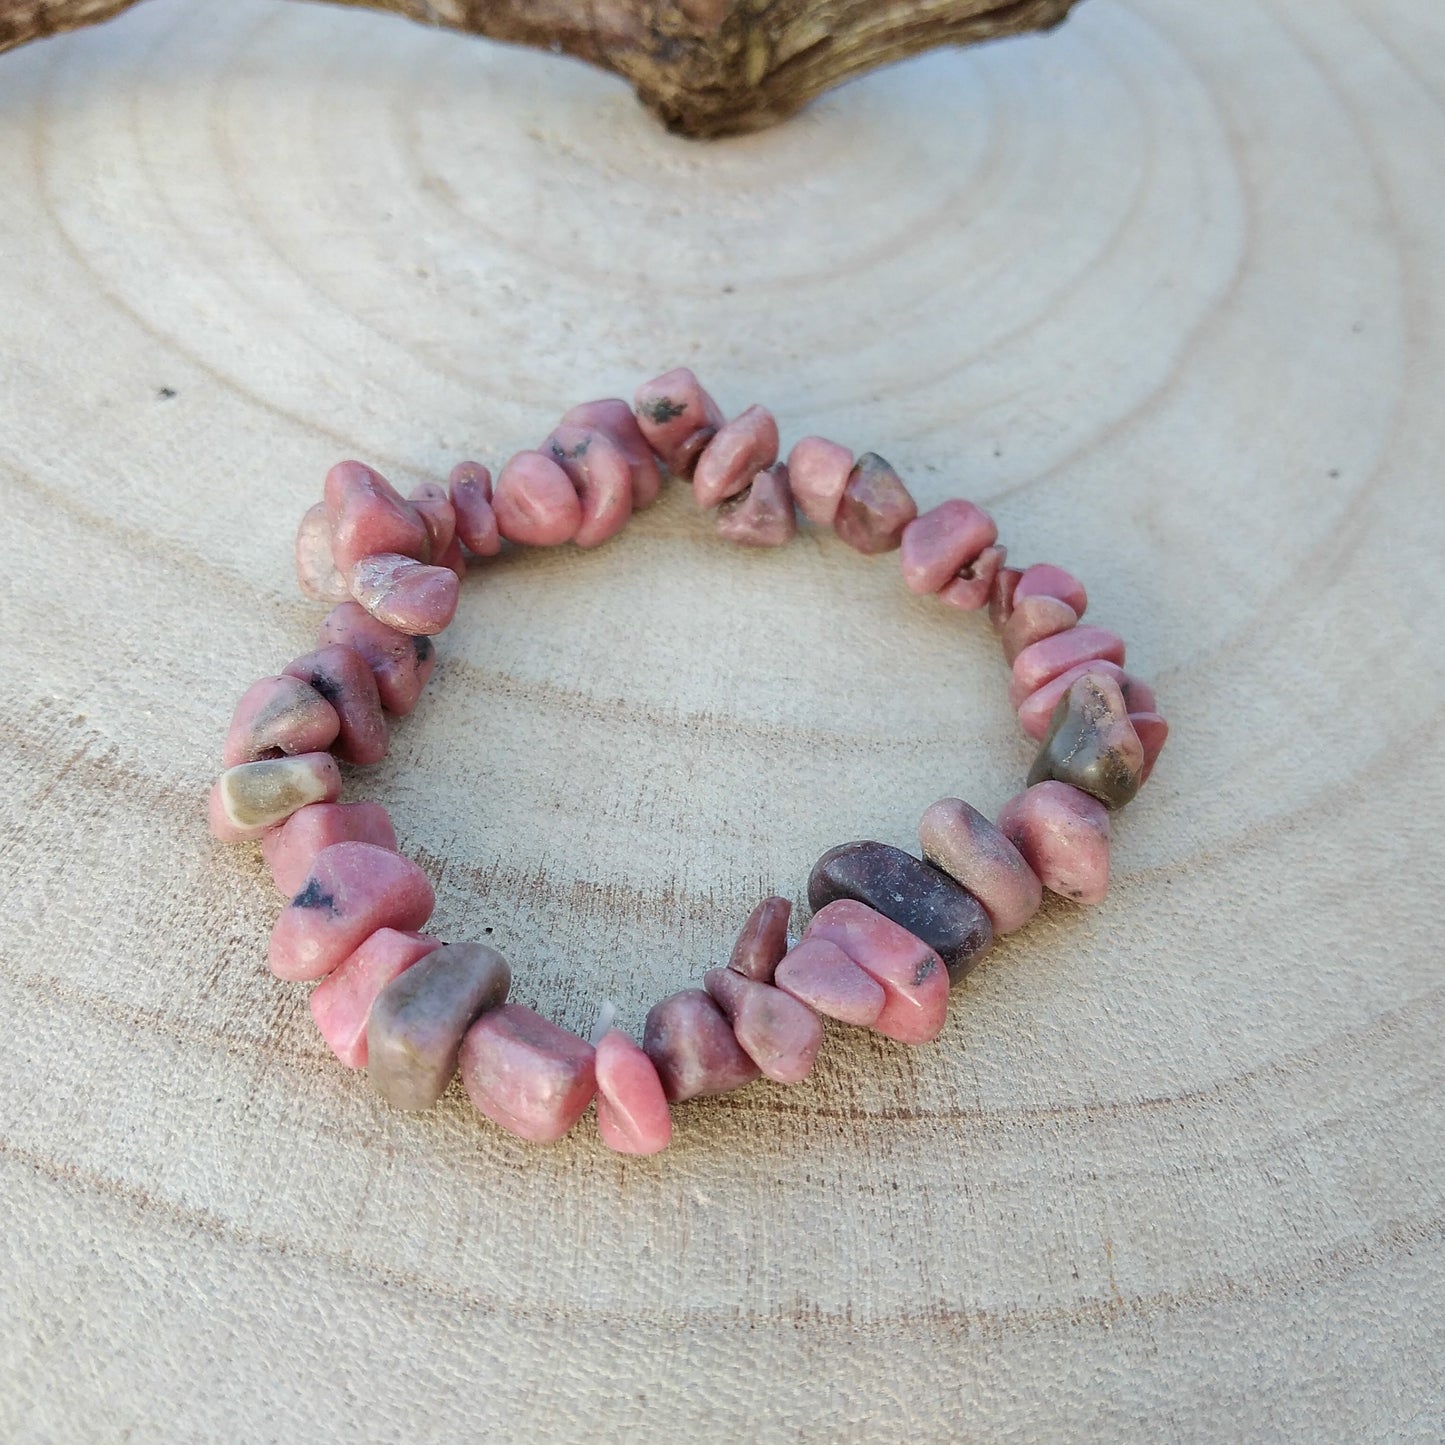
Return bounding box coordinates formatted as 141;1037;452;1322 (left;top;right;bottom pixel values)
262;800;398;896
295;502;348;603
804;900;949;1045
1014;563;1088;618
938;543;1008;611
728;895;792;983
594;1029;673;1155
222;675;340;767
997;781;1111;906
562;398;664;510
1120;674;1157;715
774;938;886;1027
693;405;780;510
437;536;466;581
449;462;501;558
716;463;797;547
407;481;456;559
324;460;430;572
493;450;582;547
834;453;918;555
268;841;435;982
703;968;823;1085
786;436;854;527
545;424;634;549
989;566;1023;630
347;552;460;637
1016;659;1125;741
1008;626;1126;710
899;499;998;595
1131;712;1170;783
317;602;435;718
643;989;761;1103
918;797;1043;935
310;928;441;1068
460;1004;597;1144
284;643;389;764
208;752;342;842
633;367;724;478
1001;595;1080;665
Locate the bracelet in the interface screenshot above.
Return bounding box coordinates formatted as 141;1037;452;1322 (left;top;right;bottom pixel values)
208;368;1168;1156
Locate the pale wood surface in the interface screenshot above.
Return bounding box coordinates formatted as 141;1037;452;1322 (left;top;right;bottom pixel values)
1;2;1442;1440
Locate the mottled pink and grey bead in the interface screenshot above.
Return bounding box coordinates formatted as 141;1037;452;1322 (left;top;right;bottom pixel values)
208;752;342;842
460;1003;597;1143
805;900;949;1045
643;989;761;1103
310;928;440;1069
368;942;511;1111
786;436;854;527
493;450;582;547
633;367;724;478
1029;673;1145;810
899;499;998;595
295;502;349;603
703;968;823;1085
774;939;886;1027
347;552;459;636
997;781;1111;906
563;398;664;510
1009;626;1126;710
324;460;430;571
989;566;1023;631
317;603;435;718
692;406;780;510
728;895;792;983
223;675;340;767
408;481;456;559
268;841;435;982
716;464;797;547
594;1029;673;1155
284;643;388;764
262;800;398;896
546;424;633;549
1014;563;1088;618
1016;659;1125;741
1002;595;1079;665
938;542;1008;612
918;797;1042;935
834;453;918;555
1130;711;1170;783
449;462;501;558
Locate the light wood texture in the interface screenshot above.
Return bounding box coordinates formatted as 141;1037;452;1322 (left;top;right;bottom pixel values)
1;2;1442;1439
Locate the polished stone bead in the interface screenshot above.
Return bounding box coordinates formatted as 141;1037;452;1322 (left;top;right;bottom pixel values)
262;800;398;896
493;450;583;546
804;900;949;1044
633;367;724;478
774;939;886;1027
938;542;1008;611
324;460;430;571
1131;711;1170;783
563;398;664;509
317;603;435;718
918;797;1043;935
716;463;797;547
460;1003;597;1143
223;675;340;767
899;499;998;594
545;424;633;548
997;781;1111;906
311;928;441;1068
728;895;792;982
347;552;460;636
1016;658;1125;741
407;481;456;559
437;535;466;581
268;841;435;982
284;643;389;763
1008;625;1126;709
368;942;511;1111
1014;563;1088;617
1028;673;1145;810
988;566;1023;630
208;752;341;842
642;989;761;1103
1001;595;1079;665
693;405;780;510
295;502;349;603
807;841;993;984
594;1028;673;1155
703;968;823;1085
449;462;501;558
786;436;853;526
834;453;918;555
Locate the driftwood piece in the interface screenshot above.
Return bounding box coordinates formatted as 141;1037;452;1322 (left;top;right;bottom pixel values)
0;0;1081;136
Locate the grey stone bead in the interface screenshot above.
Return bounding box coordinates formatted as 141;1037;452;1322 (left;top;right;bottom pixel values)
1027;672;1145;810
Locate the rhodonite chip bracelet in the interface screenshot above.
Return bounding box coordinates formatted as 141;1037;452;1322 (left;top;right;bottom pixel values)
209;368;1169;1155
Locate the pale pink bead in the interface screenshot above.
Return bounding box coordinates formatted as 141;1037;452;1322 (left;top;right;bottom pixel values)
1014;563;1088;617
347;552;459;636
460;1004;597;1144
324;460;430;571
703;968;824;1085
774;938;886;1027
310;928;441;1068
804;900;949;1045
786;436;854;527
208;752;342;842
1001;595;1079;665
262;800;398;896
1009;626;1126;709
562;399;664;509
295;502;348;603
633;367;724;477
716;463;797;547
918;797;1043;935
268;841;435;982
284;643;388;763
938;543;1008;611
449;462;501;558
545;424;633;549
997;781;1111;906
594;1029;673;1155
899;499;998;595
223;675;340;767
692;406;780;510
408;482;456;558
1130;712;1170;783
493;450;582;546
989;566;1023;630
318;602;435;717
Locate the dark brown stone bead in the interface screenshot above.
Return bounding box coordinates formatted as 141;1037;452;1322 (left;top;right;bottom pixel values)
728;895;792;982
1027;672;1145;810
807;841;993;985
642;989;761;1103
833;453;918;555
